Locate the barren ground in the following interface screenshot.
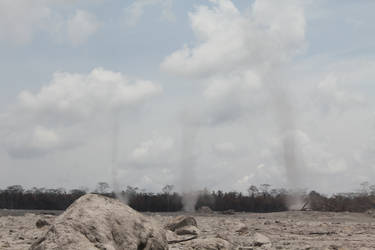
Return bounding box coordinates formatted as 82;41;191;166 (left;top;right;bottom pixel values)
1;209;374;249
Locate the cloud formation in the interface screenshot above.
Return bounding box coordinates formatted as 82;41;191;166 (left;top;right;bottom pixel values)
0;0;50;44
161;0;306;127
1;68;161;158
0;0;374;194
124;0;175;26
129;135;174;166
159;0;375;193
66;10;100;46
161;0;305;77
0;1;99;45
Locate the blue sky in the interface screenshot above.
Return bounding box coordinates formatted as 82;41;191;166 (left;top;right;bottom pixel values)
1;0;375;194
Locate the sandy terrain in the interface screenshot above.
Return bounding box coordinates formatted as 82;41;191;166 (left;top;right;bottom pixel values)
1;209;374;249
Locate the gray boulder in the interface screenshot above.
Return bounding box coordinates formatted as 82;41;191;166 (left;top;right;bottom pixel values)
165;215;198;231
30;194;168;250
35;219;49;228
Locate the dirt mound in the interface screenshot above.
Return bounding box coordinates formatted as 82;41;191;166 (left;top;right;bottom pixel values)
30;194;168;250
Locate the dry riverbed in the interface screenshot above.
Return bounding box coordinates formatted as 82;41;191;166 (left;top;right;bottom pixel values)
1;209;375;249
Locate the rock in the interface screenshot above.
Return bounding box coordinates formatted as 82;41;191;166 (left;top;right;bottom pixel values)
2;241;10;248
175;225;200;235
253;232;272;247
35;219;49;228
235;225;249;235
197;206;213;213
220;209;235;215
166;230;179;242
366;209;375;218
29;194;168;250
166;230;198;244
165;216;198;232
185;238;233;250
327;245;349;250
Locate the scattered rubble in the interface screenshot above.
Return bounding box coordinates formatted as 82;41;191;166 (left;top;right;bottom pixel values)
2;206;375;249
183;238;233;250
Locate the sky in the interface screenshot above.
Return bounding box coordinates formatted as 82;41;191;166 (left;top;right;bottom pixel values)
1;0;375;194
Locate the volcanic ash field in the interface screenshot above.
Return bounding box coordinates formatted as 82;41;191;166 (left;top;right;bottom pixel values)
1;194;375;250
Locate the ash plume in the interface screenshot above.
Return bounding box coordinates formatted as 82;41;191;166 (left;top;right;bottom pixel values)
179;109;199;211
111;111;127;203
264;71;305;208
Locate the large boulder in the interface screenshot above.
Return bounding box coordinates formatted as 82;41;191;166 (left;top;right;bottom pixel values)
165;215;199;237
30;194;168;250
165;216;198;232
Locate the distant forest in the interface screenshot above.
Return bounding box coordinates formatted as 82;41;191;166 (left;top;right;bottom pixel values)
1;182;375;213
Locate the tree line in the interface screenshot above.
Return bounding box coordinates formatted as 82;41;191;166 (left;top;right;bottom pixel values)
0;182;375;212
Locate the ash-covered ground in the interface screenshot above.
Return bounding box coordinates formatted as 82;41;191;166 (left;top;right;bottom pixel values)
1;209;375;249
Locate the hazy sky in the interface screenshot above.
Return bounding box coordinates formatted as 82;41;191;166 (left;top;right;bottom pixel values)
1;0;375;194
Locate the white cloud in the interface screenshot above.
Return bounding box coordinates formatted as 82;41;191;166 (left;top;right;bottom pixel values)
0;1;100;45
129;135;174;165
161;0;306;127
204;70;261;100
317;74;364;111
0;0;50;44
161;0;305;77
1;68;161;158
124;0;175;26
17;68;161;122
4;126;65;158
67;10;100;46
212;142;237;156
